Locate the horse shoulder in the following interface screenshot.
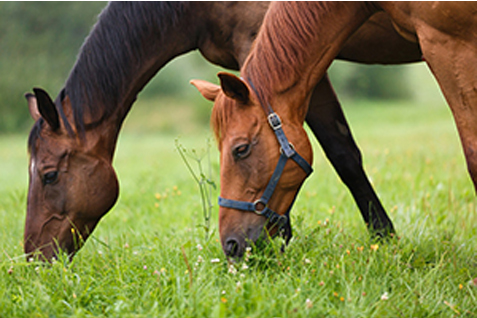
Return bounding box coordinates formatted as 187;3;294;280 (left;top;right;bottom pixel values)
381;2;477;41
197;2;269;69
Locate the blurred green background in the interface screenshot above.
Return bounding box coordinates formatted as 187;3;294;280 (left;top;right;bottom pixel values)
0;2;445;134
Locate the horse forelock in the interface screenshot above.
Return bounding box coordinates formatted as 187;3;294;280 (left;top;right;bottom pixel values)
211;95;235;148
64;2;190;133
243;2;326;103
28;118;44;157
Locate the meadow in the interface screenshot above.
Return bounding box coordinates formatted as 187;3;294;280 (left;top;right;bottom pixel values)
0;93;476;317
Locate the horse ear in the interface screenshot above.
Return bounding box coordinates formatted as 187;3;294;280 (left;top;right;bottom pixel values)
190;79;221;102
33;88;60;130
25;93;41;122
218;72;250;104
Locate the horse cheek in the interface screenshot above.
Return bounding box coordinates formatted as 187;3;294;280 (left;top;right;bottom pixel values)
83;161;119;220
44;180;68;215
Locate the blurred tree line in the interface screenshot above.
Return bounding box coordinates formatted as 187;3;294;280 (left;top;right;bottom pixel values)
1;2;429;134
0;2;106;132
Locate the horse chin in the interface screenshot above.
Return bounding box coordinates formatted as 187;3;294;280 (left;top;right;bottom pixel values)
24;221;88;263
26;244;74;263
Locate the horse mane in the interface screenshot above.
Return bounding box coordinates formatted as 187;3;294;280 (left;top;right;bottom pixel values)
243;2;328;104
211;2;330;145
62;2;189;133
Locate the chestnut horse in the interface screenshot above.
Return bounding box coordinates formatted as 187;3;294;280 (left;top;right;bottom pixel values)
25;2;420;260
192;1;477;258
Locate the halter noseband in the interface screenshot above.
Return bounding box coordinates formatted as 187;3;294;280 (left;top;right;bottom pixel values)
218;80;313;240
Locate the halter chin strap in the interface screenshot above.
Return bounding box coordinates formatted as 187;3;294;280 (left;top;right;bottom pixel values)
218;98;313;240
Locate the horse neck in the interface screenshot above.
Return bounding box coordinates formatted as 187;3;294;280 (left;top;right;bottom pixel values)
63;2;203;156
65;2;200;145
244;2;379;122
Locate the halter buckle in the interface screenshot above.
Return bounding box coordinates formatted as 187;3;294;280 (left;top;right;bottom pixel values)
267;113;282;130
280;142;295;155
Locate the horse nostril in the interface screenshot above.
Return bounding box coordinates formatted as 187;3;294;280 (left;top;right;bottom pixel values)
224;238;240;257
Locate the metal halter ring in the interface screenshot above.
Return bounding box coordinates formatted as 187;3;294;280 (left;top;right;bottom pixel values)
269;213;287;227
253;199;267;214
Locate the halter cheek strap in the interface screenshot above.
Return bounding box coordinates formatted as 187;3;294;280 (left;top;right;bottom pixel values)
218;110;313;236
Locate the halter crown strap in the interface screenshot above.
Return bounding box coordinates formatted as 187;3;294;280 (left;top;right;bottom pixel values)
267;112;312;174
267;113;292;157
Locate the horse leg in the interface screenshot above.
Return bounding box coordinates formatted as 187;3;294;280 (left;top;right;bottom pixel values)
305;74;395;236
418;31;477;192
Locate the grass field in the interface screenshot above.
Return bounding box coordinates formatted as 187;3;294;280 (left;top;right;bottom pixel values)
0;97;476;317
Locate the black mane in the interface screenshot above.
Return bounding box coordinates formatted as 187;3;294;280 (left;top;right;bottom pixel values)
62;2;189;132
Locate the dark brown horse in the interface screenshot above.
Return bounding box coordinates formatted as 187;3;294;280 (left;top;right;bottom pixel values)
193;1;477;258
25;2;420;260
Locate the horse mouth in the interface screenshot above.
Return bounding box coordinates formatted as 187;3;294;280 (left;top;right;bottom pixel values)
223;224;274;259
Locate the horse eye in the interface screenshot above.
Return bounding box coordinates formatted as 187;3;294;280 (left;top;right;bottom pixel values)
233;144;251;160
43;171;59;185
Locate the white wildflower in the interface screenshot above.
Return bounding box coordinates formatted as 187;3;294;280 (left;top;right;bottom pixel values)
228;264;237;275
306;298;313;309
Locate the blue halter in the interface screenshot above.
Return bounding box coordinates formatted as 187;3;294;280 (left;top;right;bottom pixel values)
218;81;313;238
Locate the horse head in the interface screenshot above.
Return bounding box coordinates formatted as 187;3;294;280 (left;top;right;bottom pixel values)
24;88;119;261
192;73;313;259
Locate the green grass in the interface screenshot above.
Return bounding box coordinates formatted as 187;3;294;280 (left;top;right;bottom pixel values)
0;98;476;317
